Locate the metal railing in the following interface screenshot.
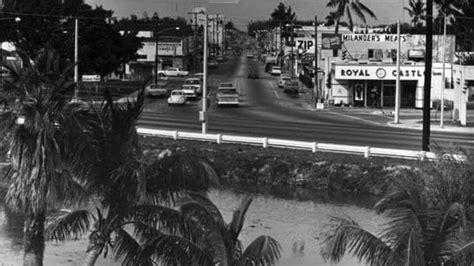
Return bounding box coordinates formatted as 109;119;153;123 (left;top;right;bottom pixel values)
136;127;440;160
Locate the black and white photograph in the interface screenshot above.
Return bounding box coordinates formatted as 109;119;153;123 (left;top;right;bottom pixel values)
0;0;473;265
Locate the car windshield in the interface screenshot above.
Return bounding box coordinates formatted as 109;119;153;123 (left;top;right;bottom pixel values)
281;77;291;81
218;88;237;94
272;67;281;70
171;91;183;96
219;83;233;88
185;79;200;85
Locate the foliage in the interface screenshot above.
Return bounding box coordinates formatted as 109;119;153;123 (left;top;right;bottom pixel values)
404;0;426;27
326;0;377;33
45;88;219;265
0;0;142;77
135;192;282;265
321;153;474;266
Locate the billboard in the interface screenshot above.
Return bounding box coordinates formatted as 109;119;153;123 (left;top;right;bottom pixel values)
321;34;342;50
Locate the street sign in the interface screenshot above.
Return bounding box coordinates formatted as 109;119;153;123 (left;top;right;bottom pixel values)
82;74;100;82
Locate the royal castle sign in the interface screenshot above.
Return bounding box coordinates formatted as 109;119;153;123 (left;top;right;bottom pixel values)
335;65;425;80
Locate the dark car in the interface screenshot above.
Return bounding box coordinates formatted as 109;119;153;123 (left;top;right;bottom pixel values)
283;80;300;94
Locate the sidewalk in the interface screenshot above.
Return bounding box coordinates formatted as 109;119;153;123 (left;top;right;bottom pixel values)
306;104;474;134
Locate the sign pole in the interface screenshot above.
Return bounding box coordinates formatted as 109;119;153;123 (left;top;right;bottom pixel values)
201;14;208;134
314;15;318;107
394;20;401;123
440;15;446;128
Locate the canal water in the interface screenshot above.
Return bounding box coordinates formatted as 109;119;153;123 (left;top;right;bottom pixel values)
0;185;384;265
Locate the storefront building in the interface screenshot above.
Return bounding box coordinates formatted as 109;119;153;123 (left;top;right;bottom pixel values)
327;33;456;108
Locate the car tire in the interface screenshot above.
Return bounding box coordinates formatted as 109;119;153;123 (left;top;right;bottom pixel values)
159;73;165;77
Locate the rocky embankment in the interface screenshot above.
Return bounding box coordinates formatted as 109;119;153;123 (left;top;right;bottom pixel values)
141;136;418;197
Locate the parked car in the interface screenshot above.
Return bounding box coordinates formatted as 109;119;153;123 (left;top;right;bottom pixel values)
216;55;225;62
270;66;282;76
167;90;186;106
194;73;204;80
183;77;202;95
145;81;170;97
157;67;189;77
282;80;300;94
216;87;239;107
278;75;292;88
246;53;254;58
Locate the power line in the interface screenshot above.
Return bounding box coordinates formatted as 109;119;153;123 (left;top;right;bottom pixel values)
0;11;107;20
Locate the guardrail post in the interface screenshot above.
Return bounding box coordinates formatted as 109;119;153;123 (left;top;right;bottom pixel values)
216;134;222;144
420;151;427;161
173;130;179;140
262;137;268;148
312;142;317;153
364;146;370;158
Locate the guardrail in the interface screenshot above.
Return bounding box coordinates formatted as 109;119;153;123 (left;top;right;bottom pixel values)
136;127;440;160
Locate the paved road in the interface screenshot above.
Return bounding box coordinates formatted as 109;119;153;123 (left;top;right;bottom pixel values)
138;54;474;151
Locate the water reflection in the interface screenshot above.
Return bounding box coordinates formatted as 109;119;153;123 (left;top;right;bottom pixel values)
0;184;382;265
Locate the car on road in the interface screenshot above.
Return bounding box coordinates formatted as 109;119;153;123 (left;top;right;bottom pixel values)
278;75;292;88
246;53;254;58
167;90;186;106
270;66;282;76
157;67;189;77
216;55;225;62
282;80;300;94
208;58;218;68
216;87;239;107
218;82;234;89
183;77;202;95
145;81;170;97
194;73;204;80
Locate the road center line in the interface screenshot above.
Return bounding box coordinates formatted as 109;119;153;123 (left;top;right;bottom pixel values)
268;80;280;99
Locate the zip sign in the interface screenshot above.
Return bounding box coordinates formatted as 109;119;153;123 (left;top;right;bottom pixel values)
296;39;314;51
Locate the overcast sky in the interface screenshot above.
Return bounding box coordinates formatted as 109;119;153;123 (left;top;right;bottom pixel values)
85;0;408;29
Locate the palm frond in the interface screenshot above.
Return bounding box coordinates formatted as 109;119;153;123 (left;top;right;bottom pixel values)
350;2;368;24
144;154;219;204
406;228;426;266
357;2;377;19
451;241;474;265
230;195;253;239
321;216;394;266
128;204;188;238
112;226;153;266
238;235;282;265
139;232;214;265
45;209;93;241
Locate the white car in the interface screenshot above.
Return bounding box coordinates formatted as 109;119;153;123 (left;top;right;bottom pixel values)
157;67;189;77
278;75;292;88
183;77;202;95
216;87;239;107
270;66;282;75
145;81;169;97
167;90;186;106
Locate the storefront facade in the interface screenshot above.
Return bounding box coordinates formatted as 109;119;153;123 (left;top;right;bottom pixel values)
326;33;456;107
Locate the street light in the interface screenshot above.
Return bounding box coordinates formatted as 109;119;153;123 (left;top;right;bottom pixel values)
154;26;180;85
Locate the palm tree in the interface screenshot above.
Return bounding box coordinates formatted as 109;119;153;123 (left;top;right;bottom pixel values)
321;184;474;265
137;193;282;265
45;93;219;265
404;0;426;27
325;11;340;26
0;48;97;265
326;0;377;33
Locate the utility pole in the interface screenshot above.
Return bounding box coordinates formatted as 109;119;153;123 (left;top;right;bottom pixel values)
73;18;79;99
422;0;433;151
201;14;208;134
394;20;401;123
314;15;318;107
440;15;447;128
